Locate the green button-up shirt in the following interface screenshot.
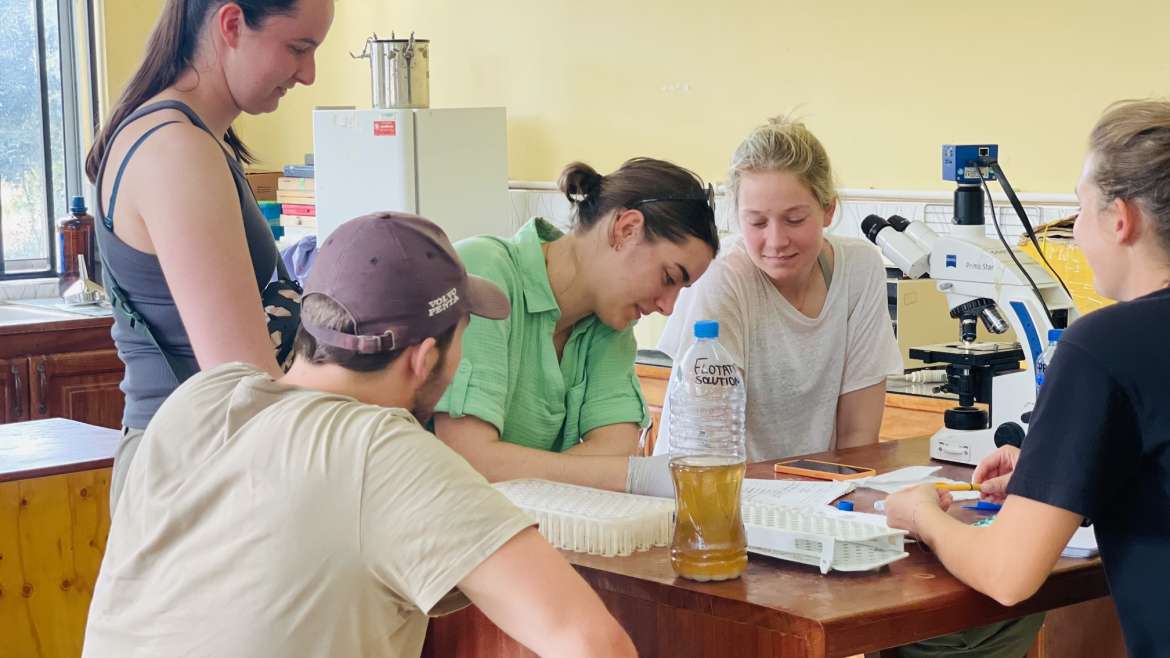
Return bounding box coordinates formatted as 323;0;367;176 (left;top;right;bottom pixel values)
435;218;648;452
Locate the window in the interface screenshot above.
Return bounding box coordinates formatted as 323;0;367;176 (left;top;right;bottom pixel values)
0;0;93;279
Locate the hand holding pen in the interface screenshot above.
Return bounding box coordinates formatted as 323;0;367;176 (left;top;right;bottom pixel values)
971;445;1022;504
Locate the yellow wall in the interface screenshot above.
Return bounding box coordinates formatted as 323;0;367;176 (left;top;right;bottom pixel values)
100;0;1170;191
98;1;162;112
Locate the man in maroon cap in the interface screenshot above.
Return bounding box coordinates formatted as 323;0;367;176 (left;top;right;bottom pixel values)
84;213;635;658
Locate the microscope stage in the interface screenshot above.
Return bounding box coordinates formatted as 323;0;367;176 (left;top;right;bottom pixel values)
909;342;1024;367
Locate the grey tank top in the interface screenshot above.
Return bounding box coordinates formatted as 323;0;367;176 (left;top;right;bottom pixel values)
95;100;278;429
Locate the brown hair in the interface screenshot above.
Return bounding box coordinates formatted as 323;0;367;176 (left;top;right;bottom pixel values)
1089;99;1170;256
557;158;720;254
727;115;837;215
291;294;458;373
85;0;301;182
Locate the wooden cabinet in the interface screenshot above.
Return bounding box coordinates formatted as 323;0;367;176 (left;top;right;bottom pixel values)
1;357;31;423
0;316;122;429
1;419;120;658
28;351;125;428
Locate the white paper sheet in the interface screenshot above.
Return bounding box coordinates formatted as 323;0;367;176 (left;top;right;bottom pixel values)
741;479;855;507
857;466;975;495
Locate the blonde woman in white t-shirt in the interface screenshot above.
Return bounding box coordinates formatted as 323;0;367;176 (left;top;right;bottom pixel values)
655;116;903;462
653;116;1047;656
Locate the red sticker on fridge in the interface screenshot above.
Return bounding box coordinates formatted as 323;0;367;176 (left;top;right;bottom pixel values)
373;120;397;136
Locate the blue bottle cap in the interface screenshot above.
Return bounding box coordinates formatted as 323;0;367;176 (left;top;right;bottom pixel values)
693;320;719;338
1047;328;1064;342
837;500;855;512
69;195;86;214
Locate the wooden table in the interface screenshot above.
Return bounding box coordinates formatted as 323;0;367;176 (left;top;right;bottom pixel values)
0;418;119;658
423;438;1113;658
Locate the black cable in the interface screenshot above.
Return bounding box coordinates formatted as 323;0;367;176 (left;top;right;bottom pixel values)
975;166;1056;326
987;161;1073;300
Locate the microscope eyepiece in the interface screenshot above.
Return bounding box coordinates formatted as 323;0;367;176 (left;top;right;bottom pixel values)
861;214;889;243
887;214;911;232
862;214;930;279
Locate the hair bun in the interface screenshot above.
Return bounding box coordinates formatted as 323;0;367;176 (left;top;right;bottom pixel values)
558;161;604;206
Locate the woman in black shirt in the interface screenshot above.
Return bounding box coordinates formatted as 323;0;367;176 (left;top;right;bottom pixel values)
886;99;1170;657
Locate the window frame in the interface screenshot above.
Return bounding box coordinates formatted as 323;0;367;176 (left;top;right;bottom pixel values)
0;0;96;281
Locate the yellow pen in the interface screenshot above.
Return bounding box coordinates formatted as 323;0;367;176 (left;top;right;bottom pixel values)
934;482;979;491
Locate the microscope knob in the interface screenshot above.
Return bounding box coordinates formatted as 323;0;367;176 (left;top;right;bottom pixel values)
944;406;988;431
994;422;1026;449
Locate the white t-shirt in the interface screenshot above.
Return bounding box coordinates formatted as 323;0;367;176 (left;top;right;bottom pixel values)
655;236;903;462
83;363;533;658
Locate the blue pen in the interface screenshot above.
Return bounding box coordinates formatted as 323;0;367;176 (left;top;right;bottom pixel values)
962;501;1002;512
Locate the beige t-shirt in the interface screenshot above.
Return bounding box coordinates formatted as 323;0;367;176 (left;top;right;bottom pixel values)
83;363;533;658
656;236;903;462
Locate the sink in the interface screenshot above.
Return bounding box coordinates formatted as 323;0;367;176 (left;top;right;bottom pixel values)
0;302;91;327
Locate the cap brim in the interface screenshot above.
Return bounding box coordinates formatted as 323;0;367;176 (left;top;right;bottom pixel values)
465;275;511;320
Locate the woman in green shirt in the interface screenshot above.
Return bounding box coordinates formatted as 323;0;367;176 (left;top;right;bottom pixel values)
434;158;719;495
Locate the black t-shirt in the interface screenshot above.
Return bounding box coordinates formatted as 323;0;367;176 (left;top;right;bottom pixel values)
1008;286;1170;657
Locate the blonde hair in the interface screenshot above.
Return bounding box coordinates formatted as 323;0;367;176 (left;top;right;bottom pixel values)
1089;99;1170;256
727;115;837;215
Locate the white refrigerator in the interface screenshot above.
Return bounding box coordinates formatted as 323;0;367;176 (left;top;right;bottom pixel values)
312;107;512;242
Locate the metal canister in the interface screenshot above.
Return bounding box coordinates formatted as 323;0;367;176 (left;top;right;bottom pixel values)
351;32;430;109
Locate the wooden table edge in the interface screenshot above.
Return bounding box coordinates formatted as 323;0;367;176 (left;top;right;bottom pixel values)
0;456;115;483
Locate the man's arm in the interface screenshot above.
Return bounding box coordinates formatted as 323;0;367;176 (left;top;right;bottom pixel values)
458;528;636;658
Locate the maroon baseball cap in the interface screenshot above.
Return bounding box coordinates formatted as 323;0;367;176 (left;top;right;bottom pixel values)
302;212;509;353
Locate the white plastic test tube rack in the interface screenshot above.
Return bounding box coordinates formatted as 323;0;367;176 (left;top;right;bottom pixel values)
742;503;909;574
495;480;909;574
494;479;675;557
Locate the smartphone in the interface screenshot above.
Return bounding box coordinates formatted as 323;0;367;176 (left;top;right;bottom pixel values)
772;458;876;481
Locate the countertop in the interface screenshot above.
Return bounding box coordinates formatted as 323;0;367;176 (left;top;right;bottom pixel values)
15;297;114;317
0;299;113;336
0;418;120;482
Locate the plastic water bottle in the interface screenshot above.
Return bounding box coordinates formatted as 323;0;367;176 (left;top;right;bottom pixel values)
1034;328;1064;396
668;320;747;581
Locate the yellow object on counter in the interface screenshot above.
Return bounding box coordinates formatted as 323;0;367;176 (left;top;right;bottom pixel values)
1019;225;1113;315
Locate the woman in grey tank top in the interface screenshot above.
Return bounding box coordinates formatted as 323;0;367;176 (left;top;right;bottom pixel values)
85;0;334;508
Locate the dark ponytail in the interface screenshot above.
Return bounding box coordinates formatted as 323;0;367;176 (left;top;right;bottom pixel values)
85;0;299;182
557;157;720;255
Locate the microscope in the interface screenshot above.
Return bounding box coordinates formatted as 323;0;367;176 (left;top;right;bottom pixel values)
863;145;1077;465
